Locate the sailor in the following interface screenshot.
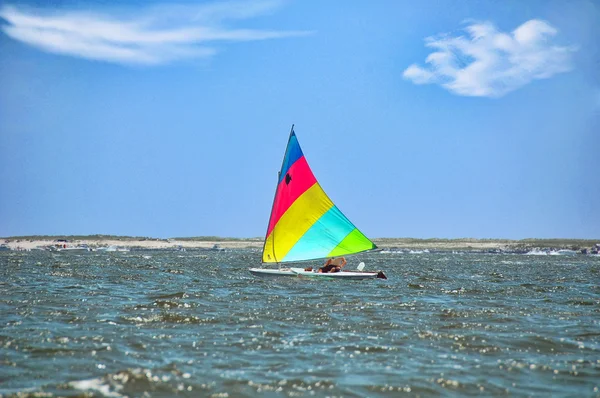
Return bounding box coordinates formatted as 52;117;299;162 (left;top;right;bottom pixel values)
318;257;347;273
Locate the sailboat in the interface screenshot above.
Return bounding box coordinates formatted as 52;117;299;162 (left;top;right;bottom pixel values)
249;125;386;279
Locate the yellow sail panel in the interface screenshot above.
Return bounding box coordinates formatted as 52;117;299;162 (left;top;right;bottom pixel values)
262;233;276;263
263;183;334;262
328;228;376;257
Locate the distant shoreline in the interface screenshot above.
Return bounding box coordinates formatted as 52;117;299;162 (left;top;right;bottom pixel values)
2;235;599;254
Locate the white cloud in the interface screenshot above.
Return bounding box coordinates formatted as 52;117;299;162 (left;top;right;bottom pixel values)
0;1;311;66
403;19;576;98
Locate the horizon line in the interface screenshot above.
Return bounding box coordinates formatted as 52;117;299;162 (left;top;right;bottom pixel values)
2;234;599;243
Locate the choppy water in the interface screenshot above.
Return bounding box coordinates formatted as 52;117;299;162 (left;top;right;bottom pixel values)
1;249;599;397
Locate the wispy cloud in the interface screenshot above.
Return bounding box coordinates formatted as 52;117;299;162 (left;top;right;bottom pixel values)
403;19;576;98
0;1;311;66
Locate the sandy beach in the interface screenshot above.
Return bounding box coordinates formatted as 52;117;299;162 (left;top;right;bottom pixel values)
2;238;264;251
3;236;598;253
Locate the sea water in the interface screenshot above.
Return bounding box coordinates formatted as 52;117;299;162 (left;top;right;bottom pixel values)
1;249;599;397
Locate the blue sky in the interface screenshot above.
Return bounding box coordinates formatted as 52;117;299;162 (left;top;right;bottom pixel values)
1;0;598;239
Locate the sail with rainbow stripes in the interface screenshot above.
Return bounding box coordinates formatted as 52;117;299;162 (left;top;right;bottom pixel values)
262;126;377;264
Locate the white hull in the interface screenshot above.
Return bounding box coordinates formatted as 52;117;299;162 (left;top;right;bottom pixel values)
249;268;296;277
249;267;386;279
290;268;385;279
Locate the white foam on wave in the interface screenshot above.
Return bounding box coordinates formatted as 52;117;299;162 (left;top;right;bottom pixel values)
379;249;402;254
551;249;578;256
70;377;124;397
527;249;579;256
525;250;548;256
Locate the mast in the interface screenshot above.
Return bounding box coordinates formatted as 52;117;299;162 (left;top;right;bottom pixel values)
262;124;295;264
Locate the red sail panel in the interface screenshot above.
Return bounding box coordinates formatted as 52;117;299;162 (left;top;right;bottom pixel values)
266;155;317;236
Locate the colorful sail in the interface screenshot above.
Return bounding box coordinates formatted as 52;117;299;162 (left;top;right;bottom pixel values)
262;126;377;263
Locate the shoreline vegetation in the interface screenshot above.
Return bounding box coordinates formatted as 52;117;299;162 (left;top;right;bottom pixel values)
2;235;599;254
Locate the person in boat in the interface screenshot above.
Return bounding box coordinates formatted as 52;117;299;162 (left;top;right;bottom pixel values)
318;257;347;273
